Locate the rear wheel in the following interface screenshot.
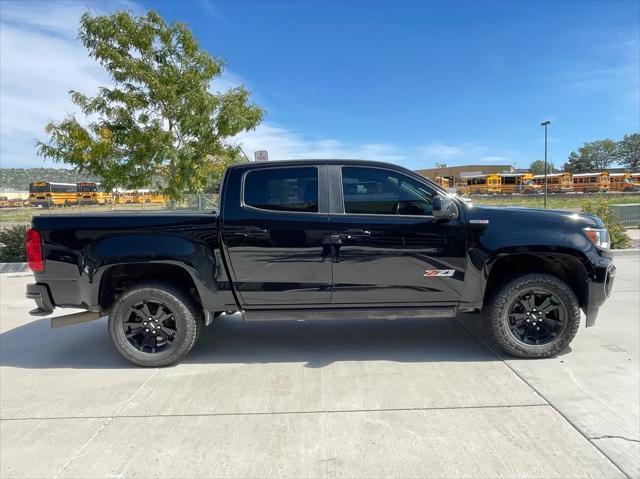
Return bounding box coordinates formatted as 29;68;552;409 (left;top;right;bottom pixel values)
485;273;580;358
108;282;202;367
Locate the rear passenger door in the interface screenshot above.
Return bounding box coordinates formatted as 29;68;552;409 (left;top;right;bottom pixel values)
328;165;467;305
221;164;332;306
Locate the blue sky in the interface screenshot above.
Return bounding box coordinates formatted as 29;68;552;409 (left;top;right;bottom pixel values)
1;0;638;170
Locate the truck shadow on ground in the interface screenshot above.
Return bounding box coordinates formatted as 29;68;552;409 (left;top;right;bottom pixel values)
0;313;501;369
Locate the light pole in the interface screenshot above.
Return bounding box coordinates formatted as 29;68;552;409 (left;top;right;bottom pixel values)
541;120;551;208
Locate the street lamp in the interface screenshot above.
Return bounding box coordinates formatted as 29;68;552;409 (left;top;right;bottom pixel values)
540;121;551;208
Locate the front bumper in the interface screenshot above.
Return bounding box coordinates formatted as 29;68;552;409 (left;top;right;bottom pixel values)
26;283;55;316
584;257;616;327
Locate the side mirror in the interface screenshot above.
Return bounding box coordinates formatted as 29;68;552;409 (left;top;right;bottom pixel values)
433;195;458;220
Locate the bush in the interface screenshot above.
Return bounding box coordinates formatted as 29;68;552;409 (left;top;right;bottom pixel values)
0;225;29;262
582;198;630;249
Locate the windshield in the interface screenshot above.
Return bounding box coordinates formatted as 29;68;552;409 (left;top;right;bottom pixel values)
29;184;50;193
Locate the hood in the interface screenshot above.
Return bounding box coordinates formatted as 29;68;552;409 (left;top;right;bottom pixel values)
463;203;604;228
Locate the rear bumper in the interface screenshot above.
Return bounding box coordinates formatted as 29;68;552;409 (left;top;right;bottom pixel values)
26;283;55;316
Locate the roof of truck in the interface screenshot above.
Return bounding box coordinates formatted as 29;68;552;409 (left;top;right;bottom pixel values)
227;159;404;170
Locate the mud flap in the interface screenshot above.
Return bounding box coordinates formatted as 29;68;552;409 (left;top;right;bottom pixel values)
585;307;599;328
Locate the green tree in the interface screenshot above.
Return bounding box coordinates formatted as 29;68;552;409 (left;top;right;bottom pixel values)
563;151;591;173
563;140;617;172
529;160;554;174
37;10;263;201
582;198;630;249
615;133;640;170
0;225;29;263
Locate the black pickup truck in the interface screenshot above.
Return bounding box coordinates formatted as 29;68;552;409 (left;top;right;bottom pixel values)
26;160;615;366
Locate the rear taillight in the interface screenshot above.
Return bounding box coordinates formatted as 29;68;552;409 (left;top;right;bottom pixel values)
25;228;44;272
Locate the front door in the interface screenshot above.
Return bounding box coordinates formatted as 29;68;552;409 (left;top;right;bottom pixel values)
221;164;332;306
328;165;467;305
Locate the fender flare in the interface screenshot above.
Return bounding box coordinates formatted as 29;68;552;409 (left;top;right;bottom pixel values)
83;233;228;312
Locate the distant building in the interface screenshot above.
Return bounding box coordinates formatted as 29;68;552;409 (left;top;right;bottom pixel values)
415;164;514;183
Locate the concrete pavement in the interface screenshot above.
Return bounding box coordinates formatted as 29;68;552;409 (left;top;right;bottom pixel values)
0;254;638;478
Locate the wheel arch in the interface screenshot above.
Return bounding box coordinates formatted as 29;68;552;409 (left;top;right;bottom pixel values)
483;251;590;309
98;261;216;313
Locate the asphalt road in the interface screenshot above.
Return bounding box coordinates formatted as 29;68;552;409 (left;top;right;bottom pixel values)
0;253;638;478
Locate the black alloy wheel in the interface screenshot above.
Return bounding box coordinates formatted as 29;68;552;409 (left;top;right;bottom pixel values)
506;289;568;346
123;300;178;353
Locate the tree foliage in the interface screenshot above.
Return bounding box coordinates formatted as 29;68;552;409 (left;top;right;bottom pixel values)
563;139;618;173
36;10;263;201
529;160;554;174
0;225;29;263
615;133;640;170
581;198;630;249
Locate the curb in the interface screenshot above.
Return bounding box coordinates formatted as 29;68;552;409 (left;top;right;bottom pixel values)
612;248;640;257
0;263;29;274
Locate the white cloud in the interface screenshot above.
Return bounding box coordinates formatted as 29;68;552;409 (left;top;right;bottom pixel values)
233;125;517;169
416;143;463;160
232;123;407;163
557;29;639;106
1;0;89;39
0;0;140;168
209;69;245;93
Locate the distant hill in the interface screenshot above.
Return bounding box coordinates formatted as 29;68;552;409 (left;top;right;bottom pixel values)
0;168;101;191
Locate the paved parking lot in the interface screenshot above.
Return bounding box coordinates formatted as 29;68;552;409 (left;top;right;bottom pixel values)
1;253;638;478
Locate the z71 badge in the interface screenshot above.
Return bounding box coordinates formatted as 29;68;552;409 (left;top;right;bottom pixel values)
423;269;455;277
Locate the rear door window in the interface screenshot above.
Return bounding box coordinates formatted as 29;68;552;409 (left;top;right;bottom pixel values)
244;167;318;212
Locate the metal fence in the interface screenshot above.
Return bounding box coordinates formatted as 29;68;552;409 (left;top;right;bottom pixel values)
0;194;219;225
610;203;640;226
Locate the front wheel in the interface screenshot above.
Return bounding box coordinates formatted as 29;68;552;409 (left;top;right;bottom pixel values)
484;273;580;358
108;282;202;367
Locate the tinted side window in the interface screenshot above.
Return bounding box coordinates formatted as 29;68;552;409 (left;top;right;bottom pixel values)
341;167;435;215
244;167;318;212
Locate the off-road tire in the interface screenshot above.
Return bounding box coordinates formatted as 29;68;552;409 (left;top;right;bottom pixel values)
484;273;580;358
108;282;202;367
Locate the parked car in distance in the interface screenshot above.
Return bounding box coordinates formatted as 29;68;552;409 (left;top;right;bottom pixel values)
26;160;616;366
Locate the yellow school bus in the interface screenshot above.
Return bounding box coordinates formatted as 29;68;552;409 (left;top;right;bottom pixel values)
457;174;501;195
431;177;451;189
0;196;9;208
9;198;29;207
138;189;166;204
29;182;77;207
76;182;113;205
114;189;140;204
609;173;638;192
532;172;573;193
631;173;640;187
572;172;609;193
114;189;165;205
497;173;540;194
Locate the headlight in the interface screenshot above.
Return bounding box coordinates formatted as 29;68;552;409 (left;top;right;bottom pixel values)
583;227;610;249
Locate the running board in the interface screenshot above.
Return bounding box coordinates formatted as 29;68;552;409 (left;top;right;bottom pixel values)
50;311;101;329
242;306;457;322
